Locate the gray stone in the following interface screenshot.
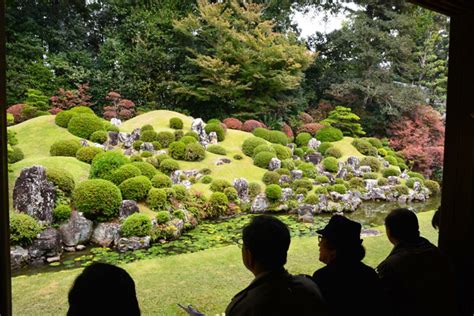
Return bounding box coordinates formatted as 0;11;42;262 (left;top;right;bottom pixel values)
10;246;29;270
413;181;423;192
181;180;192;189
336;168;348;179
80;139;89;147
233;178;249;202
361;229;381;237
340;192;362;212
268;158;281;171
171;170;183;185
321;172;335;183
64;246;76;252
216;158;231;165
130;128;141;142
298;214;314;223
191;118;209;144
307;138;321;150
286;143;295;154
251;194;269;213
359;166;372;173
91;223;121;247
59;211;93;247
93;143;105;149
111;118;122;126
116;236;151;253
46;256;61;263
387;176;400;185
346;156;360;170
118;132;130;144
400;170;409;179
168;218;185;239
365;179;378;191
183;170;200;178
123;148;134;156
305;153;323;165
208;132;218;145
13;166;56;225
291;170;303;180
297;204;316;216
382;160;390;168
281;188;293;201
76;245;86;251
28;228;62;260
279;175;292;186
296;194;305;203
119;200;139;220
140;142;154;152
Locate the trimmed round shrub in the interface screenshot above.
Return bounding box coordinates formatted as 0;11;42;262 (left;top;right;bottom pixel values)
184;131;199;141
169;117;184;129
210;179;232;192
76;146;104;164
141;130;158;142
180;136;197;145
151;141;162;150
349;177;364;189
157;131;175;148
9;213;42;246
151;173;172;188
242;137;267;156
109;164;142;185
292;179;313;191
304;193;319;204
393;184;409;195
50;139;81;157
293;148;304;158
207;118;221;124
89;130;108;144
207;192;229;218
233;154;243;160
316;127;344;142
253;127;270;139
131;161;157;179
253;144;276;157
174;129;184;141
224;187;239;202
253;151;277;169
207;145;227;155
147;188;168;211
262;171;280;185
184;143;206;161
46;168;75;193
425;180;441;195
8;146;24;163
408;171;425;180
156;154;171;164
200;168;212;175
360;157;382;172
314;186;328;194
242;120;263;132
55;110;74;128
295;132;312;147
367;137;383;148
119;176;152;201
53;204;71;223
272;144;291;160
318;142;332;154
141;151;152;158
363;172;378;180
90;151;129;179
315;175;329;184
70;106;95;115
383;167;401;178
133;140;143;151
120;213;152;237
281;159;295;170
328;184;347;194
73;179;122;221
295;187;309;196
67;113;104;139
275;168;290;176
265;184;282;201
169;141;186;160
104;122;119;132
141;124;154;132
160;159;179;175
322;157;339;173
130;154;142;162
223;118;243;130
325;147;342;158
201;175;213;184
378;148;388;156
352;139;378;156
385;156;399;166
298;162;317;178
378;178;389;186
172;184;188;201
156;211;171;224
204;123;225;141
146;156;160;168
249;182;262;197
406;178;424;189
268;131;289;145
173;209;186;220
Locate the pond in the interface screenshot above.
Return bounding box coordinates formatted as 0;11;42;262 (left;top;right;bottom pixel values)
13;196;440;277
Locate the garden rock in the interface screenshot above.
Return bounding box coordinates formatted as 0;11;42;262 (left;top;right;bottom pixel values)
338;161;345;172
361;229;381;237
169;218;185;239
59;211;93;247
346;156;360;170
305;153;322;165
279;175;292;186
291;170;303;180
208;132;218;144
119;132;130;145
336;168;347;179
116;236;151;253
94;143;105;149
191;118;208;144
111;118;122;126
318;195;329;211
216;158;231;165
281;188;293;201
28;228;62;262
123;148;134;156
140;142;154;152
341;192;362;211
298;213;314;223
251;194;269;213
268;158;281;171
365;179;378;191
359;166;372;173
76;245;86;251
80;139;89;147
91;223;120;247
183;210;198;227
119;200;138;221
307;138;321;150
400;170;409;179
321;172;335;183
233;178;249;202
387;176;400;185
183;170;200;178
171;170;183;184
296;194;305;203
286;143;295;154
382;160;390;168
413;181;423;192
10;246;29;270
13;166;56;225
130;128;141;142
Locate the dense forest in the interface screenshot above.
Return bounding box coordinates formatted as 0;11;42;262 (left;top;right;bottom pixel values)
6;0;448;177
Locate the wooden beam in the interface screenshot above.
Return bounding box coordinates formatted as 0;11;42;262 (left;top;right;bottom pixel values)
408;0;474;15
440;13;474;316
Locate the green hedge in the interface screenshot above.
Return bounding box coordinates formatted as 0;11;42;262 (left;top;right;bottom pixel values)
207;192;228;218
253;144;276;157
262;171;280;185
242;137;267;156
360;157;381;172
322;157;339;173
9;213;42;246
265;184;282;201
325;147;342;158
272;144;291;160
55;110;74;128
119;176;152;201
109;164;142;185
76;146;104;164
295;132;312;147
249;182;262;197
253;151;277;169
207;145;227;155
180;136;197;145
205;123;226;141
157;131;175;148
169;141;186;160
67;113;105;139
184;143;206;161
46;167;75;193
382;167;401;178
156;211;170;224
50;139;82;157
147;188;168;211
90;151;129;179
53;204;71;224
130;161;157;179
151;174;172;188
159;159;180;175
425;180;440;195
121;213;152;237
210;179;232;192
141;130;158;142
169;117;184;129
89;130;108;143
8;146;24;163
351;139;378;156
316;127;343;142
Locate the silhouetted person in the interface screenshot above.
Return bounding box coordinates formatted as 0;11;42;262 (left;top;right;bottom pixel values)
68;263;140;316
312;215;386;316
377;208;456;316
225;215;328;316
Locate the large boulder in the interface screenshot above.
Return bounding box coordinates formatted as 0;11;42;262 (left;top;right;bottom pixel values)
116;236;151;253
346;156;360;170
307;138;321;150
140;142;154;152
13;166;56;225
28;228;62;263
119;200;139;220
208;132;218;145
251;194;269;213
279;175;292;186
291;170;303;180
305;153;322;165
233;178;249;202
59;211;93;247
268;158;281;171
281;188;294;202
10;246;29;270
130;128;141;142
191;118;208;144
91;223;121;247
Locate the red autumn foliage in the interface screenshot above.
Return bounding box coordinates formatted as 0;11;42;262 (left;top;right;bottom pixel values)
223;118;243;130
308;100;335;122
48;108;62;115
7;104;26;123
242;120;265;132
389;105;445;177
103;91;135;120
297;123;325;136
281;123;294;139
220;122;228;133
298;112;314;124
49;84;92;111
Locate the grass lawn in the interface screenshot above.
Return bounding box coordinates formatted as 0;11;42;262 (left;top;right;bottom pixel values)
12;211;437;316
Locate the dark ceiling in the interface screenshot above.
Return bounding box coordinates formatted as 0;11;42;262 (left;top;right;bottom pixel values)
409;0;474;15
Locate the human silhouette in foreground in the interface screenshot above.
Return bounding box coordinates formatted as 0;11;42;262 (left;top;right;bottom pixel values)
225;215;328;316
67;262;140;316
377;208;457;316
312;215;386;316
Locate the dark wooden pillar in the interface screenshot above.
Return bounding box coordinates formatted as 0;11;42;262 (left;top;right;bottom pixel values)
439;14;474;316
0;0;12;315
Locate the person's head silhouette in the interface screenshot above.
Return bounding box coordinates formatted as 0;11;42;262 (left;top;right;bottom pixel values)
385;208;420;245
68;263;140;316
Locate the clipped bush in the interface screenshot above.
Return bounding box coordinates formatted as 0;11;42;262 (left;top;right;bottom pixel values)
90;151;129;179
297;123;325;136
151;141;162;150
147;188;168;211
141;124;154;132
351;139;378;156
249;182;262;197
207;145;227;155
242;120;263;132
253;144;276;157
267;131;288;145
184;143;206;161
204;123;225;141
315;175;329;184
131;161;157;179
378;178;389;186
223;118;243;130
295;187;309;196
385;156;399;166
156;211;171;224
46;167;75;193
76;146;104;164
360;157;382;172
408;172;425;180
425;180;441;195
55;110;74;128
9;213;42;246
383;167;401;178
201;175;213;184
295;132;312;147
157;131;175;148
265;184;282;201
109;164;142;185
275;168;290;176
159;159;180;175
262;171;280;185
67;113;104;139
69;106;95;115
119;176;152;201
174;129;184;141
292;178;313;191
89;130;108;144
314;186;328;195
328;184;347;194
233;154;243;160
253;151;277;169
317;142;332;154
141;130;158;142
184;131;199;141
367;138;383;148
104;121;119;132
322;157;339;173
141;151;152;158
133;140;143;151
393;184;409;195
325;147;342;158
316;127;343;142
292;148;303;158
207;192;229;218
349;177;364;189
180;136;197;145
253;127;270;139
121;213;152;237
151;173;172;188
298;162;317;178
242;137;267;156
210;179;232;192
172;184;188;201
130;154;142;162
73;179;122;221
281;159;295;170
169;141;186;160
200;168;212;175
272;144;291;160
169;117;184;129
224;187;239;202
406;178;424;189
304;193;319;204
50;139;81;157
53;204;72;223
8;146;24;163
363;172;378;180
378;148;388;157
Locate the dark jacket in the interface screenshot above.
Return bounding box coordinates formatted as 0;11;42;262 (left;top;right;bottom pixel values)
377;237;456;316
312;260;386;316
225;268;328;316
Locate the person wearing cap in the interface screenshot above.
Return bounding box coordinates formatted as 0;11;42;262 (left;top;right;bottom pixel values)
312;215;386;316
226;215;328;316
377;208;457;316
